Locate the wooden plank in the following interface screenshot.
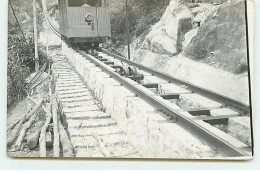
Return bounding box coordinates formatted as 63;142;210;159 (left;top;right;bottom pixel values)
99;58;108;62
128;75;144;81
104;61;114;65
191;108;241;125
189;109;211;116
160;93;180;100
111;65;122;69
142;83;158;89
95;56;103;59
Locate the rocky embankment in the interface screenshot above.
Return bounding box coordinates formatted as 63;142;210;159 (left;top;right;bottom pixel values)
120;0;250;105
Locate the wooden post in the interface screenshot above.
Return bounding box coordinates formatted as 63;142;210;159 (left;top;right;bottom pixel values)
39;103;52;157
33;0;39;72
52;96;60;157
47;35;49;57
125;0;131;60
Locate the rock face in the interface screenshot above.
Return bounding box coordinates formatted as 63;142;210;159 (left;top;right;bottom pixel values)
185;0;248;74
144;0;192;55
136;0;248;74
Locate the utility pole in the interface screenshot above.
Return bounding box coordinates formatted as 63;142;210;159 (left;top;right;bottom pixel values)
33;0;39;72
125;0;131;60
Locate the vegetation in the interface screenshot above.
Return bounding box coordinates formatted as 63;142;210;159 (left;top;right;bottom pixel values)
7;36;33;107
109;0;170;47
8;0;45;108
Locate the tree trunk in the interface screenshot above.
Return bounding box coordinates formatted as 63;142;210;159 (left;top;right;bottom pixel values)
7;105;33;131
52;96;60;157
26;121;45;149
39;103;52;157
7;117;26;147
7;99;44;148
59;120;74;157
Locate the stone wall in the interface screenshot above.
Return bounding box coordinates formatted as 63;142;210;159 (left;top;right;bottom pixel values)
61;44;219;159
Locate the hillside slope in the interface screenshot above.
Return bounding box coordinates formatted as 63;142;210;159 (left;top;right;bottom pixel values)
119;0;250;105
185;0;248;74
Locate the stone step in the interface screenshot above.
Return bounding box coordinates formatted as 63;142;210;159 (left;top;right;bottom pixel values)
67;119;117;129
56;85;88;92
63;105;100;113
70;136;98;148
57;76;81;81
58;88;90;95
60;95;92;103
51;58;140;159
68;125;123;137
55;70;76;73
57;78;82;83
65;111;111;120
58;91;91;99
55;71;76;74
62;100;96;108
56;83;87;89
56;81;83;85
53;67;73;71
54;66;74;70
99;134;129;147
53;68;73;72
53;65;71;69
57;74;79;78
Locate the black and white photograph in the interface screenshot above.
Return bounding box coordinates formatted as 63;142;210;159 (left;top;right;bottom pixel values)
6;0;254;160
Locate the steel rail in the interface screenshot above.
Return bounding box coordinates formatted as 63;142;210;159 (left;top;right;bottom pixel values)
98;48;250;114
42;0;61;37
77;49;248;157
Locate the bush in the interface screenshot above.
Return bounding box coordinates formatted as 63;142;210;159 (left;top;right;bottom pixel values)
7;36;35;107
109;0;170;47
110;6;137;47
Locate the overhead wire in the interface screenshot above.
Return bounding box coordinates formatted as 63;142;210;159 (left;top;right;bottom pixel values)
8;0;29;45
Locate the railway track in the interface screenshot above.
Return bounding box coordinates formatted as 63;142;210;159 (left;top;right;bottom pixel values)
75;48;252;157
43;1;252;158
98;48;250;114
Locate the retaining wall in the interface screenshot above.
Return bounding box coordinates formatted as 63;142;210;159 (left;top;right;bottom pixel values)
62;44;217;159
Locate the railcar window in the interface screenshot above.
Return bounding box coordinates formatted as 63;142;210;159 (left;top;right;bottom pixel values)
68;0;102;7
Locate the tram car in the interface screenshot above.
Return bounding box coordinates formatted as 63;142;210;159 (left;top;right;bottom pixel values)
58;0;111;47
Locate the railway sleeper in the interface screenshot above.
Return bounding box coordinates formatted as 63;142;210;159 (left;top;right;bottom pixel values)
160;93;180;100
142;83;159;89
128;75;144;81
99;58;108;62
104;61;114;65
95;56;103;59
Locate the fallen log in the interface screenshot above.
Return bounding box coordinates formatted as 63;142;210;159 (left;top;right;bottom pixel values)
52;97;60;157
26;121;45;149
7;117;26;147
7;105;33;132
7;99;44;148
59;120;74;157
13;99;45;151
39;103;52;157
